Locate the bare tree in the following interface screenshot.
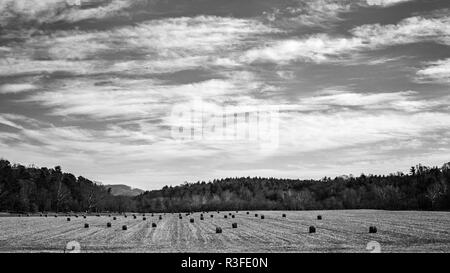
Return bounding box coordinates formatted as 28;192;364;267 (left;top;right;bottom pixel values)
55;175;69;213
426;182;447;209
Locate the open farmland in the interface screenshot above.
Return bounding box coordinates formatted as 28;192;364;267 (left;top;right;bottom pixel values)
0;210;449;253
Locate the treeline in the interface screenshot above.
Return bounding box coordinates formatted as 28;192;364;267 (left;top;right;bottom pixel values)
135;163;450;212
1;158;450;213
0;159;136;213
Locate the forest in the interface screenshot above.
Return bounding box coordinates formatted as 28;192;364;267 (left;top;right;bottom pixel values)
1;158;449;213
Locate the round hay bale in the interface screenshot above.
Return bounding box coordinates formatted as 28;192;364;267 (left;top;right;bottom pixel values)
224;215;227;219
107;222;111;228
216;227;222;233
190;218;194;223
260;215;265;219
231;215;235;218
210;215;213;218
122;225;127;230
179;216;183;219
151;213;154;217
159;215;162;220
45;214;48;217
200;217;204;220
124;215;127;218
84;223;89;228
113;217;117;220
83;215;86;219
254;214;258;217
54;215;58;218
67;217;71;221
317;215;322;220
152;223;157;228
246;212;249;215
133;215;137;219
282;214;286;218
143;217;146;221
228;212;232;216
369;226;377;233
309;226;316;233
232;223;238;228
75;215;78;218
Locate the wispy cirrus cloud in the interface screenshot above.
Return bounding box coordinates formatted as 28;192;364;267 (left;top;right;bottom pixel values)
241;14;450;65
365;0;413;7
0;16;277;76
263;0;354;28
0;83;37;94
262;0;415;29
0;0;133;26
416;58;450;84
22;71;272;119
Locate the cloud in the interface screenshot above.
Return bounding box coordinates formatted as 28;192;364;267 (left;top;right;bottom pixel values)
297;91;447;112
22;71;270;119
263;0;354;28
0;0;133;26
277;108;450;154
365;0;413;7
351;15;450;46
241;34;364;64
416;58;450;84
262;0;415;29
0;83;37;94
0;16;277;76
240;14;450;65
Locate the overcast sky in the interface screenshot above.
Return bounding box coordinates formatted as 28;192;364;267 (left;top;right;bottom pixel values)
0;0;449;190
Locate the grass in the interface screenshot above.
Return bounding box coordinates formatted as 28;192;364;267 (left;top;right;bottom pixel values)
0;210;449;253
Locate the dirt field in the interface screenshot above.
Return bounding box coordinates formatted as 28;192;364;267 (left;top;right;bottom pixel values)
0;210;449;253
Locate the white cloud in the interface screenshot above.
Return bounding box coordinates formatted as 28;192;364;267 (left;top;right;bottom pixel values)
240;14;450;65
0;83;37;94
278;110;450;154
262;0;415;29
297;91;446;112
416;58;450;84
365;0;413;7
0;0;132;26
263;0;353;27
22;71;269;119
351;15;450;46
241;34;364;64
0;16;277;76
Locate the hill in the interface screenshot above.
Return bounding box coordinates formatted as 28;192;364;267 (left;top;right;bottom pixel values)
105;184;144;197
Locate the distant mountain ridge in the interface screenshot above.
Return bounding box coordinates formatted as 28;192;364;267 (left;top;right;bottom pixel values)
105;184;145;196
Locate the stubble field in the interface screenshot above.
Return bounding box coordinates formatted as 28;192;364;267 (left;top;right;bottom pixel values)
0;210;449;253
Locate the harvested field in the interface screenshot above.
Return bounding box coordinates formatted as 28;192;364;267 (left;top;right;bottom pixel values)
0;210;449;253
